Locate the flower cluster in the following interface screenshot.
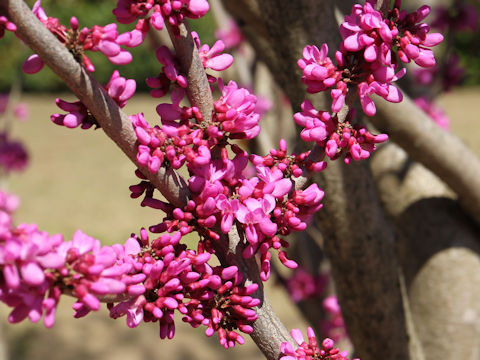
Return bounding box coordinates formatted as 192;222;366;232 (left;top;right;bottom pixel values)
0;224;147;327
146;46;188;98
215;18;244;50
130;113;327;280
294;100;388;164
322;296;347;343
281;327;358;360
23;1;142;74
285;267;327;303
0;132;28;174
1;0;447;355
113;0;209;34
298;0;443;117
51;70;136;129
0;202;260;348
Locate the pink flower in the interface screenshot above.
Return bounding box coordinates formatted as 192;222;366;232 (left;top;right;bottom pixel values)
294;100;335;144
192;31;234;72
280;327;358;360
298;44;340;94
113;0;209;29
414;97;449;130
214;80;261;139
0;132;29;173
236;195;277;246
22;54;44;74
216;194;240;233
0;16;16;39
215;18;244;50
105;70;136;108
322;296;348;342
285;267;327;303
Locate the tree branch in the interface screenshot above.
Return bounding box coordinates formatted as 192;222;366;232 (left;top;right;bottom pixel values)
2;0;189;208
166;23;213;120
372;95;480;225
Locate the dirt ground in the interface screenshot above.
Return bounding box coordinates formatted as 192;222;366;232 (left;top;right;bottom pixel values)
1;88;479;360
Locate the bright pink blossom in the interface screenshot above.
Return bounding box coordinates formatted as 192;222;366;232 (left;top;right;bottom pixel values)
280;327;359;360
192;31;234;72
414;97;449;130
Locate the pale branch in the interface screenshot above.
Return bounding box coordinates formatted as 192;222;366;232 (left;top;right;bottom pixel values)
2;0;189;208
372;95;480;225
371;143;480;360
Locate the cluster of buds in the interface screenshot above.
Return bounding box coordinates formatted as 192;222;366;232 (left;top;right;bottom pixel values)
0;205;259;348
113;0;209;31
0;15;16;39
0;225;146;327
284;267;328;303
281;327;358;360
130;130;326;281
294;100;388;164
22;1;142;74
413;97;449;130
51;70;135;129
147;46;188;98
0;132;28;174
322;296;348;343
298;0;443;117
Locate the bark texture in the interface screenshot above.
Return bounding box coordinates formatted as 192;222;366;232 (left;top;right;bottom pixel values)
371;143;480;360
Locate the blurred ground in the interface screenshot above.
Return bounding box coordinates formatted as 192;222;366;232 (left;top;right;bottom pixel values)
1;88;479;360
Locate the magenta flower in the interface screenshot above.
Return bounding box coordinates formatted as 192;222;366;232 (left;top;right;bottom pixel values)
298;44;340;94
0;15;16;38
113;0;209;29
285;267;327;303
294;100;335;144
280;327;358;360
104;70;137;108
322;296;348;342
215;18;244;50
236;195;277;246
215;194;240;233
214;80;261;140
192;31;234;72
414;97;449;130
0;133;29;174
25;1;134;74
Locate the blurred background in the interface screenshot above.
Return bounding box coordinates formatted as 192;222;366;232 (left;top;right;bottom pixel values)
0;0;480;359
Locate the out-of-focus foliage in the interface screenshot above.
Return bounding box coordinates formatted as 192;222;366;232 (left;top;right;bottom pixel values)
455;29;480;86
0;0;216;92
